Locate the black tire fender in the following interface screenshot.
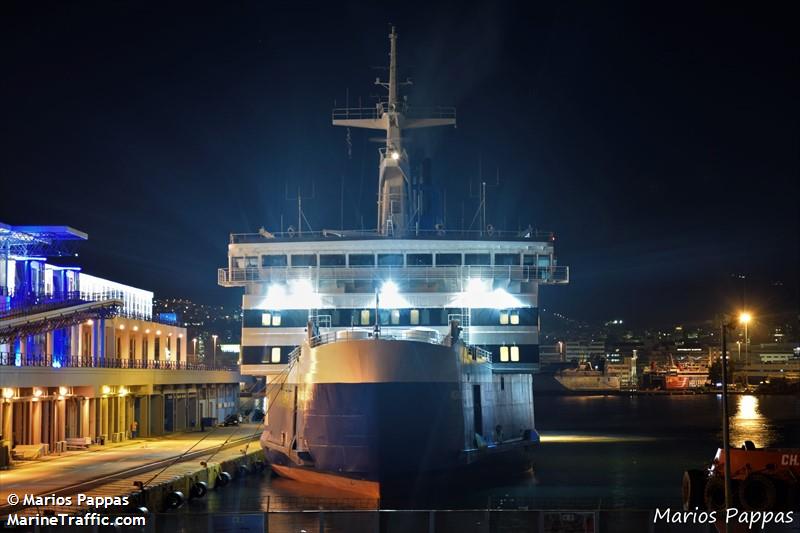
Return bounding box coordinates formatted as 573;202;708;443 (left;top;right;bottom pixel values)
704;476;726;510
190;481;208;499
682;469;707;510
164;491;184;509
739;474;777;511
216;471;232;488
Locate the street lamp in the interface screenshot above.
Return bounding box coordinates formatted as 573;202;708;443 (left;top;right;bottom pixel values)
211;334;218;368
739;312;752;386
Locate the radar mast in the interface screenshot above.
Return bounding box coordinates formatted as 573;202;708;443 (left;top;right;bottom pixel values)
332;26;456;235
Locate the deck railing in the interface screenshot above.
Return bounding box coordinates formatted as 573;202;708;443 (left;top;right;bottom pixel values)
308;328;444;349
218;265;568;286
0;352;235;371
229;227;554;244
331;104;456;122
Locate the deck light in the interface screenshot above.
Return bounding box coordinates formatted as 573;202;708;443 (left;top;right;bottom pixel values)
119;324;125;330
33;388;43;398
379;280;409;308
86;319;94;326
391;151;400;160
381;280;398;294
58;386;68;395
467;278;489;294
133;325;139;331
101;385;111;395
2;388;14;399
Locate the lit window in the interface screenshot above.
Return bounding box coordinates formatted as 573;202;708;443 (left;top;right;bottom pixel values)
510;346;520;362
510;311;520;325
500;346;509;362
271;347;281;363
272;313;282;326
410;309;420;325
261;313;272;326
499;311;509;325
360;309;371;326
391;309;400;325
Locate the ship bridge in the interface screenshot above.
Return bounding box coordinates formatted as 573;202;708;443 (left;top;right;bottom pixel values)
219;230;568;378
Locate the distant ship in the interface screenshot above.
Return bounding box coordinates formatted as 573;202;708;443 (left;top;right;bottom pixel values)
664;357;710;390
553;361;621;393
643;356;710;390
219;27;569;497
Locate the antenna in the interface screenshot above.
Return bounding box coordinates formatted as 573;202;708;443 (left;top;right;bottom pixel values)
285;182;316;236
467;158;501;236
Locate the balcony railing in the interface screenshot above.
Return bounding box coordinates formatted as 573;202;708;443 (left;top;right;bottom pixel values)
218;265;569;286
0;352;236;371
0;290;161;322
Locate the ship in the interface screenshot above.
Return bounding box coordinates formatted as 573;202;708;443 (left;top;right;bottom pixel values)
664;356;710;390
218;27;569;497
553;361;621;393
642;355;710;390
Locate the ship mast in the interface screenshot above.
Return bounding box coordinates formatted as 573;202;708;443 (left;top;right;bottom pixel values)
332;26;456;236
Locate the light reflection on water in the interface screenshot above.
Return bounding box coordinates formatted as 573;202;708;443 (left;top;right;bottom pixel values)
729;394;771;448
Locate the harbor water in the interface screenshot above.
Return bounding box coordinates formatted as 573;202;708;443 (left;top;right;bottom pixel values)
182;394;800;512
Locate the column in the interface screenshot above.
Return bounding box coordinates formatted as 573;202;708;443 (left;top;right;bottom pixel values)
100;397;108;440
81;398;90;438
57;399;65;442
31;400;42;445
139;395;150;437
1;403;12;445
89;398;97;439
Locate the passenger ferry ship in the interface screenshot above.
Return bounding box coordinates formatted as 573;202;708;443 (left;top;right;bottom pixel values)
218;28;569;497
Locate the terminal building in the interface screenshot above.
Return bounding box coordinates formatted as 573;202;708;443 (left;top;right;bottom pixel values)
0;222;240;461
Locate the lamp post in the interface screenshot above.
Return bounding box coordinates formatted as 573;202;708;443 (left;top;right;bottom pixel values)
720;318;736;532
192;337;197;362
211;334;218;369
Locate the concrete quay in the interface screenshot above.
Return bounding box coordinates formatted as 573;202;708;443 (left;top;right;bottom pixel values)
0;424;263;518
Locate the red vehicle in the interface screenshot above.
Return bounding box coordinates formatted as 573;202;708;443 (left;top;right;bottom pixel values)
683;441;800;511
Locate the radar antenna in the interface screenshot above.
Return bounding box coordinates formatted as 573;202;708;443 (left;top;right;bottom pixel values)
332;26;456;235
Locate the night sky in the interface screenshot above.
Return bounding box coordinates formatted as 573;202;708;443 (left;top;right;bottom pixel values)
2;2;797;328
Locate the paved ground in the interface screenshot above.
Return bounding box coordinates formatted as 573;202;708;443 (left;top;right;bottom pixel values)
0;424;261;507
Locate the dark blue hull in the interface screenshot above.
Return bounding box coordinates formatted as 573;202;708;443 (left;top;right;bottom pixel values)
262;381;536;489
